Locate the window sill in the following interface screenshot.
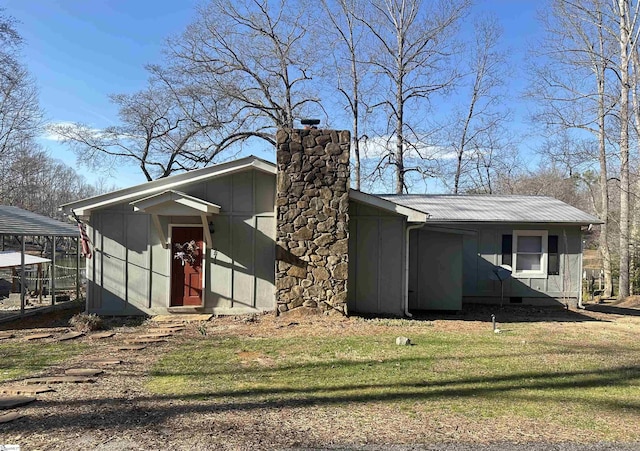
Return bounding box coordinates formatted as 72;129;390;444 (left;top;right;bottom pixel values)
512;271;548;279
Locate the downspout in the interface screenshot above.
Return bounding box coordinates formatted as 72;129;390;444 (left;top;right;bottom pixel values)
577;233;585;309
404;223;424;318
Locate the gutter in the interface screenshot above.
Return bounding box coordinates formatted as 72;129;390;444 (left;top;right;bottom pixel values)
404;223;424;318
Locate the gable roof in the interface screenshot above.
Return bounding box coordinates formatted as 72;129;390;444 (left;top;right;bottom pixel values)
61;156;276;216
377;195;602;225
131;190;221;215
0;206;79;236
58;154;601;226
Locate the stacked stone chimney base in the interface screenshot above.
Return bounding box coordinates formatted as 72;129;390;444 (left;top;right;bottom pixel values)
275;128;350;315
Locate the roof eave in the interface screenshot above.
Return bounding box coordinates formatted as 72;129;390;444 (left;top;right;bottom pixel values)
130;190;221;215
349;190;429;222
62;157;276;216
424;219;604;226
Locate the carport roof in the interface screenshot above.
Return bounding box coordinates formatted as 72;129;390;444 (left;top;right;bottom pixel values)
0;206;79;236
377;195;603;225
0;251;51;268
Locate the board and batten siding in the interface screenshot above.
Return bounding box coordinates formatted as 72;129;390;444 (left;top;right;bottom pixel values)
460;224;583;303
86;169;276;315
87;205;153;315
347;200;406;316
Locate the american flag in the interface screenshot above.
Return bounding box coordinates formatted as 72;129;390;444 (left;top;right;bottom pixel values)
73;212;92;259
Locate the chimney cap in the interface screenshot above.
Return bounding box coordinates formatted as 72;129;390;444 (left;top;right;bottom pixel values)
300;118;320;126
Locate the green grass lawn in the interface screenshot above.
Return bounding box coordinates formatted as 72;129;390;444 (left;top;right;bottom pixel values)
0;341;88;381
148;318;640;441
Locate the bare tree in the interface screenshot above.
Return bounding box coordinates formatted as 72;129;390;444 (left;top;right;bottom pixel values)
0;9;42;166
1;142;104;218
321;0;371;190
438;15;510;194
530;0;622;298
55;0;323;181
166;0;322;139
465;133;520;194
630;31;640;293
617;0;631;299
51;79;223;181
615;0;640;299
359;0;469;193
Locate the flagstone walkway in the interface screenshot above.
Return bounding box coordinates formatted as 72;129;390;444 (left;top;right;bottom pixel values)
0;316;194;424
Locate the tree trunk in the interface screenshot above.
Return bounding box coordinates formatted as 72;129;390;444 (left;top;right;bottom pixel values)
597;7;613;298
395;62;404;194
352;50;361;191
618;0;631;300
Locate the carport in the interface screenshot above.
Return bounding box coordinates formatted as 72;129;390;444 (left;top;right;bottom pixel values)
0;206;81;318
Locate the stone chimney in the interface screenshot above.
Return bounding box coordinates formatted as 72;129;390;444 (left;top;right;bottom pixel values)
275;127;350;315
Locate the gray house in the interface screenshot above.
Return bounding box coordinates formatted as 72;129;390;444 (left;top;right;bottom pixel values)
62;127;601;317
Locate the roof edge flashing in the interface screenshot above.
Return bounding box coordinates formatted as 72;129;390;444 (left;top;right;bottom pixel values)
61;156;275;215
349;190;428;222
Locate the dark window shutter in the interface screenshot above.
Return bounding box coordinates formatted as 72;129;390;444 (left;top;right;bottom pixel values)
548;235;559;275
502;234;512;266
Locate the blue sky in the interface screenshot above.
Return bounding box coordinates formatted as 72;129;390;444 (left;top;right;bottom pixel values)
3;0;544;189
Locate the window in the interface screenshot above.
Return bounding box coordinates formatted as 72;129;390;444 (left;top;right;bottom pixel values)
512;230;548;278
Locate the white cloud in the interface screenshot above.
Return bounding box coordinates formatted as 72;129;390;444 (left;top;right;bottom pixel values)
42;121;105;142
359;135;456;161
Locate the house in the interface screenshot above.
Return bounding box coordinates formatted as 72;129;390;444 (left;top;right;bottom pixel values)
61;127;601;317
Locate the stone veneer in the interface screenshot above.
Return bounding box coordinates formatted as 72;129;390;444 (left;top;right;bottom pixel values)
275;127;350;315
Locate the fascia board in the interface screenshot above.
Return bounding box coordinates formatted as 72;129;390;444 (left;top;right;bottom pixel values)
65;158;275;215
131;191;221;215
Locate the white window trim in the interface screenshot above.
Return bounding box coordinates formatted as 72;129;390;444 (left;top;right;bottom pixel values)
512;230;548;279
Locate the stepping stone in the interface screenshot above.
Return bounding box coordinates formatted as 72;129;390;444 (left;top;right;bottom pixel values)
24;333;52;341
138;333;172;339
0;386;54;396
117;345;147;351
90;331;115;339
0;395;36;410
84;358;122;366
148;327;185;334
21;376;95;385
150;315;180;323
58;331;84;341
0;411;24;423
65;368;103;377
124;338;166;344
0;332;14;340
151;314;212;323
162;323;189;329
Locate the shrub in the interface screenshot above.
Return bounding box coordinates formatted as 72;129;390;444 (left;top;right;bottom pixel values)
69;312;103;332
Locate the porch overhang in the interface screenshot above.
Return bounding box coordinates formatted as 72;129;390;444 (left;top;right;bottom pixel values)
130;190;221;249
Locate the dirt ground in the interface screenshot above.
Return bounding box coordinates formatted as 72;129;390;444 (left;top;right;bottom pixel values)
1;303;639;451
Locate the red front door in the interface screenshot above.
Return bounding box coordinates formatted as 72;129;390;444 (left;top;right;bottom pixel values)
171;227;204;306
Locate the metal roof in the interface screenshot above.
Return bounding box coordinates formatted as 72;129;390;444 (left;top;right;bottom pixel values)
0;206;80;236
349;190;428;222
0;251;51;268
377;195;602;224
